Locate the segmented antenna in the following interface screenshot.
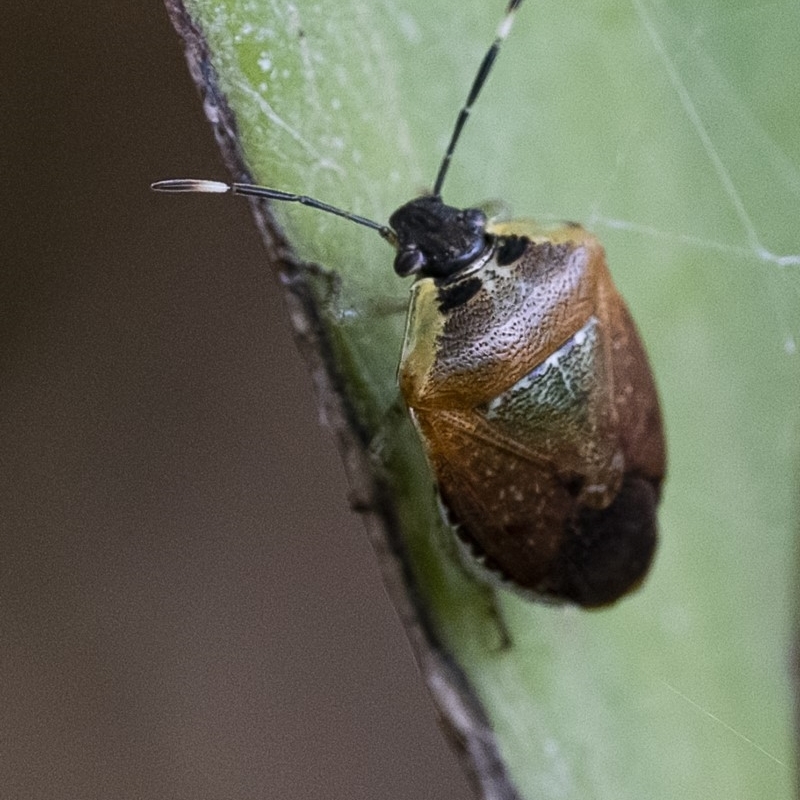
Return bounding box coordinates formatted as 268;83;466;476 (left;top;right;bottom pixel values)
431;0;523;197
150;179;395;243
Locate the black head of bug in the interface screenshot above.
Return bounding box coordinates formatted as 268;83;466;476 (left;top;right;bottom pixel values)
389;196;490;280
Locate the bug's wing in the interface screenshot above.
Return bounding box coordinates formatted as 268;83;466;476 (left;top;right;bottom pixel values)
600;278;666;493
411;407;571;583
414;405;659;606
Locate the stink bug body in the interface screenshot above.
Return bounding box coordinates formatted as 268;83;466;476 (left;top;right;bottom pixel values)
154;0;666;606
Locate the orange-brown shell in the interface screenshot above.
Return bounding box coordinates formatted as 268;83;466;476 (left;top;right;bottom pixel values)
399;220;665;606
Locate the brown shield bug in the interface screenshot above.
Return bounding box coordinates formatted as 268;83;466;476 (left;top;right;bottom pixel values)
153;0;666;607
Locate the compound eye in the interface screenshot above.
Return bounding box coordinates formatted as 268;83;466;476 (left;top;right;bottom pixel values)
394;246;426;277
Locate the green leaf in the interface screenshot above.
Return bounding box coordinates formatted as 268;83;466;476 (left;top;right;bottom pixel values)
164;0;798;796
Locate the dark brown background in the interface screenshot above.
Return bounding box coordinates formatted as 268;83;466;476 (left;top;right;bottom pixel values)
1;4;470;798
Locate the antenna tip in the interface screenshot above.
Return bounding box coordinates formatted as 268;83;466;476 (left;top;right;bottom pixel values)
150;179;231;194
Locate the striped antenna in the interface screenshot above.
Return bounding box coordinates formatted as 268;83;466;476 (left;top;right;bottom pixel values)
150;179;396;243
431;0;524;197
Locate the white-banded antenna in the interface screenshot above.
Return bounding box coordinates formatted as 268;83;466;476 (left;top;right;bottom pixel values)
151;179;395;243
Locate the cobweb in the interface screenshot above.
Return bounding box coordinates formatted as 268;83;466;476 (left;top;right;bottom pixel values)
589;0;800;355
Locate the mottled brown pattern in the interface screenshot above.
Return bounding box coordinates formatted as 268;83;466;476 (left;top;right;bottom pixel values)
401;223;666;606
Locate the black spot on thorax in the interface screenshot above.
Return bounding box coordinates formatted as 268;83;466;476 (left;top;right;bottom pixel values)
495;235;529;266
437;276;482;312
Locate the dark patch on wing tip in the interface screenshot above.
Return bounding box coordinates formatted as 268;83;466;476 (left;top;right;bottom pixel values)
495;235;529;266
437;276;482;312
552;474;659;607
